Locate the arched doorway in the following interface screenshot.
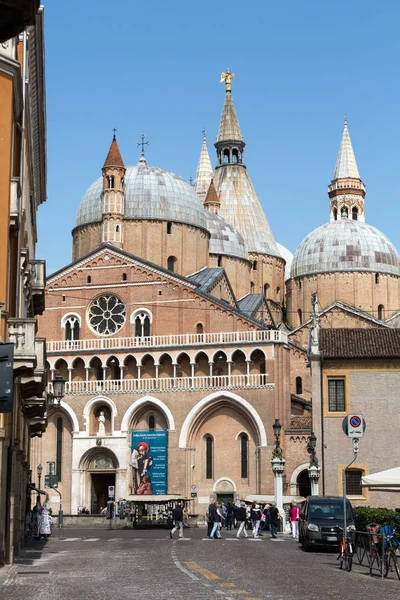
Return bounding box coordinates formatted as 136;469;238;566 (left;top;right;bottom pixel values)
297;469;311;498
79;448;119;514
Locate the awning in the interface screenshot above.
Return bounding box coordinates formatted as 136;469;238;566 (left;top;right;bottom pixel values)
361;467;400;492
126;495;190;503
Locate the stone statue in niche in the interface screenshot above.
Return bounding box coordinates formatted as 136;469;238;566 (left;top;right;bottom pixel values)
97;411;106;435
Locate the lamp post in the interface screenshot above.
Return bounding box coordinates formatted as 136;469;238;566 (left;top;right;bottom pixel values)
307;431;321;496
271;419;286;529
47;375;66;406
37;464;43;490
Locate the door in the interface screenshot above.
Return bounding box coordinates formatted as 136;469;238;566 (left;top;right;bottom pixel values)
90;473;115;514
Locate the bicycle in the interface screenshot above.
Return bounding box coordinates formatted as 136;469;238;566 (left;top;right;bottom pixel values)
381;525;400;580
337;526;354;572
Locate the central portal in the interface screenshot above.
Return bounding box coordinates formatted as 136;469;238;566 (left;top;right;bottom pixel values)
90;473;115;514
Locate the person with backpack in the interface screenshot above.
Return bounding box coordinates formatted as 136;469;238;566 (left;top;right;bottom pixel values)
226;502;235;530
170;502;184;538
250;503;262;538
236;501;248;538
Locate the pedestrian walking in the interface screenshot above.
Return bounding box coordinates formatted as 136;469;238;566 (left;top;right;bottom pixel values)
259;503;270;535
290;503;300;539
236;501;248;538
210;501;224;539
226;502;235;530
251;504;262;538
170;502;184;538
268;502;281;539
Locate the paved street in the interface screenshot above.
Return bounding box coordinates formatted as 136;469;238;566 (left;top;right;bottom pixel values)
1;527;399;600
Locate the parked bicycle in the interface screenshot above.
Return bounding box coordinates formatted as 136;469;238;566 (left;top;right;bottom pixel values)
367;523;400;580
336;525;354;572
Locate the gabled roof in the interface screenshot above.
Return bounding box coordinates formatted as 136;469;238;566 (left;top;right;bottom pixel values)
48;245;271;329
188;267;226;293
103;136;124;168
320;328;400;359
238;294;275;326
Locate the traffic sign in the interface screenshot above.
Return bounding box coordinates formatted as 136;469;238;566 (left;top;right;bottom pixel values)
190;484;197;491
191;492;197;498
108;485;115;499
342;414;366;438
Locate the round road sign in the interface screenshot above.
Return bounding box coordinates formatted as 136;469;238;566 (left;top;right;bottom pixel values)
349;415;361;428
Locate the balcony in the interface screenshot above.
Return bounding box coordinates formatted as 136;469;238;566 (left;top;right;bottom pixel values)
8;318;37;375
9;177;20;232
49;373;274;396
20;337;46;399
30;259;46;315
46;329;287;354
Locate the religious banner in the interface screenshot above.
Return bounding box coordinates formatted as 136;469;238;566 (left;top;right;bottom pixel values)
131;431;168;495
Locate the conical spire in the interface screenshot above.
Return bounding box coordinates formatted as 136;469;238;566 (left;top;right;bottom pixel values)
194;130;213;202
333;116;360;180
103;134;124;168
204;179;220;214
216;88;243;142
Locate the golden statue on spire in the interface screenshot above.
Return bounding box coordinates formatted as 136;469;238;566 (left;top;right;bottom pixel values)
220;69;234;92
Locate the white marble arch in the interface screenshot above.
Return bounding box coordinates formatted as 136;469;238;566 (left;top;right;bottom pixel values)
120;396;176;433
213;476;237;492
60;400;79;433
179;391;268;449
83;396;118;434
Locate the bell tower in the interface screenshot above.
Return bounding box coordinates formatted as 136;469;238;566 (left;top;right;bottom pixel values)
101;132;125;247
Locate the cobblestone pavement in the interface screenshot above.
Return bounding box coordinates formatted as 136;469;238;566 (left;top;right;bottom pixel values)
1;527;399;599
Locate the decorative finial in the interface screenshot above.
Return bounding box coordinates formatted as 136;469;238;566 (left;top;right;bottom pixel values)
220;69;234;92
344;113;347;127
189;175;193;186
137;133;149;160
202;128;206;141
112;127;117;140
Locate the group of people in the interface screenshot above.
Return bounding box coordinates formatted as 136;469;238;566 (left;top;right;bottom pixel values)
205;500;282;539
26;497;53;540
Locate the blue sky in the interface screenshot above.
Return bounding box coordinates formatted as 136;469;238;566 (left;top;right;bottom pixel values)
38;1;400;274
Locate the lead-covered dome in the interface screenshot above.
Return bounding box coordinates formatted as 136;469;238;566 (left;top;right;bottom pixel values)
291;219;400;278
75;163;208;230
205;210;249;260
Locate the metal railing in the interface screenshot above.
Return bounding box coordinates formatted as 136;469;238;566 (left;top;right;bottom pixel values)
46;329;287;353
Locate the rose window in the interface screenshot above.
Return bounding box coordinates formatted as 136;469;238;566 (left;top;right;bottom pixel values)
88;295;126;335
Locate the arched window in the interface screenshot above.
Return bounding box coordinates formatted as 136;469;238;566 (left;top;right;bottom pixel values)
96;365;103;380
65;316;80;341
56;417;63;480
223;149;229;164
196;323;204;334
296;376;303;395
167;256;177;272
135;314;151;337
167;222;172;234
277;286;281;296
206;436;213;479
108;176;114;189
252;260;257;271
232;148;238;163
87;275;91;284
250;282;255;293
217;255;222;267
352;206;358;220
149;415;155;430
116;224;120;233
122;272;127;281
333;207;338;221
263;283;269;297
375;273;380;284
378;304;384;320
298;309;302;325
341;206;348;218
297;279;302;290
240;433;248;478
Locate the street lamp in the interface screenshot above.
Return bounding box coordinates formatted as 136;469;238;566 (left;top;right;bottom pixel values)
37;464;43;490
307;431;321;495
271;419;285;530
47;375;66;406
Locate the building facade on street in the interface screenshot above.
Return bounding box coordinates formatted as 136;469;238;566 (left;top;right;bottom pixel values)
33;73;400;517
0;6;47;565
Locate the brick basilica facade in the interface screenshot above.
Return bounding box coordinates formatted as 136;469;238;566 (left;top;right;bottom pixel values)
32;77;400;514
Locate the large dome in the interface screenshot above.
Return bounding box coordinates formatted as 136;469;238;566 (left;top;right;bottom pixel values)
75;163;208;230
291;219;400;278
205;210;249;260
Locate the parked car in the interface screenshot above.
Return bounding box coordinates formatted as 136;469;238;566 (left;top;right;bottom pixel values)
299;496;355;551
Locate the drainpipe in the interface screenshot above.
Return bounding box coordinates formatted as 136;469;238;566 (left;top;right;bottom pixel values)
320;357;325;495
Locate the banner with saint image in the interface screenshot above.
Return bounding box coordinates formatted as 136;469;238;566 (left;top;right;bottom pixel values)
131;431;168;495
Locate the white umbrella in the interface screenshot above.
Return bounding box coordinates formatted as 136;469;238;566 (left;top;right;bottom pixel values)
361;467;400;492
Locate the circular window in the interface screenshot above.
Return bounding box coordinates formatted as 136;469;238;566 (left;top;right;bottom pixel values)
88;295;126;335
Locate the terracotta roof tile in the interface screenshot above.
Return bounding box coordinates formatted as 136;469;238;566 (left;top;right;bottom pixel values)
320;328;400;359
103;137;124;168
